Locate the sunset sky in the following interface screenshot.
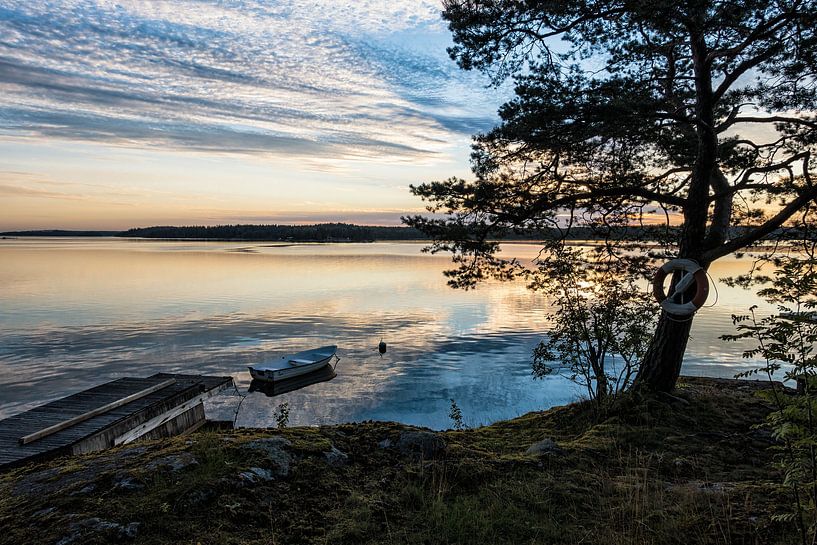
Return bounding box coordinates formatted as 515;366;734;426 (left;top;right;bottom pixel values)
0;1;508;230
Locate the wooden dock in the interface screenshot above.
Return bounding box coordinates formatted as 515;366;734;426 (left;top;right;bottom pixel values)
0;373;233;470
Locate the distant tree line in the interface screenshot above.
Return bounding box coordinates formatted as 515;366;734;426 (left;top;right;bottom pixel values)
116;224;687;241
118;223;427;242
2;224;805;243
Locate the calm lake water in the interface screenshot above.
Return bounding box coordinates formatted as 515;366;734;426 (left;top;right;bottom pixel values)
0;238;773;429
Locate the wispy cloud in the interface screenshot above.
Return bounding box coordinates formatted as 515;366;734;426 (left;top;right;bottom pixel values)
0;169;184;202
0;183;82;199
0;1;501;161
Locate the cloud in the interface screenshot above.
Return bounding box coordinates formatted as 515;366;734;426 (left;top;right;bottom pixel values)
0;1;502;161
0;170;169;202
0;182;81;199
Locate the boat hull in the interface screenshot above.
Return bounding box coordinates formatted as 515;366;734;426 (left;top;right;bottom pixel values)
248;354;334;383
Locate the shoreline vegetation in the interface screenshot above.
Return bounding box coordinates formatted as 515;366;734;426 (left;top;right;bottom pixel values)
0;223;807;244
0;377;796;544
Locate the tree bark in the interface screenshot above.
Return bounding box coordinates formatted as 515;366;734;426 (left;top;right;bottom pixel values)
634;311;694;392
634;29;715;393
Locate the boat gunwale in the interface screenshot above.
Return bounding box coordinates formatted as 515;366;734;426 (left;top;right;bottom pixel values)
247;346;337;379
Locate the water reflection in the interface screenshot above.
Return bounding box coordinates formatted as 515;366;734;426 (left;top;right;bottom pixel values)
0;238;774;428
248;366;337;397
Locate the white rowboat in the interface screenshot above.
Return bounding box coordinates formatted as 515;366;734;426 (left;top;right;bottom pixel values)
248;345;337;383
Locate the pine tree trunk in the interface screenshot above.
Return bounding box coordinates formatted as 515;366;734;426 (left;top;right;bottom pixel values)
631;31;719;394
634;310;695;392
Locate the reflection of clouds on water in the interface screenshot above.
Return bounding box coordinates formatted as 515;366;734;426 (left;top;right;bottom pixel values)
0;240;773;427
0;310;434;412
213;330;579;430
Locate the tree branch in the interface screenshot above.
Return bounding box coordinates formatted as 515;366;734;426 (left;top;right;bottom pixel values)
705;11;795;65
702;185;817;262
532;185;687;212
718;115;817;133
713;46;782;102
732;151;811;191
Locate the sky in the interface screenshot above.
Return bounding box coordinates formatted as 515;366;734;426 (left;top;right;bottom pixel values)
0;1;508;230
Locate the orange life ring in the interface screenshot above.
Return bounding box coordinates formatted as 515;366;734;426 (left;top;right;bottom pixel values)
652;259;709;316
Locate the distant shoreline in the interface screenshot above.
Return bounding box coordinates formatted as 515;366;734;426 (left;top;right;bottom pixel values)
0;224;426;243
0;235;552;245
0;222;804;245
0;235;425;243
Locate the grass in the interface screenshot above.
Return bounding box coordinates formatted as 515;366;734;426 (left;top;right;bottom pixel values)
0;377;798;544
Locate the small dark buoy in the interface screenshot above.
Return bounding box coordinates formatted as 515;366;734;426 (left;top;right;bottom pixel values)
378;339;387;358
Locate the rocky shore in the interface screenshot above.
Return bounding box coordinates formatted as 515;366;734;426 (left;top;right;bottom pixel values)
0;377;796;544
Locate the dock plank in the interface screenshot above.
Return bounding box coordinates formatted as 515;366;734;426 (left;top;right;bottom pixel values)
0;373;233;469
